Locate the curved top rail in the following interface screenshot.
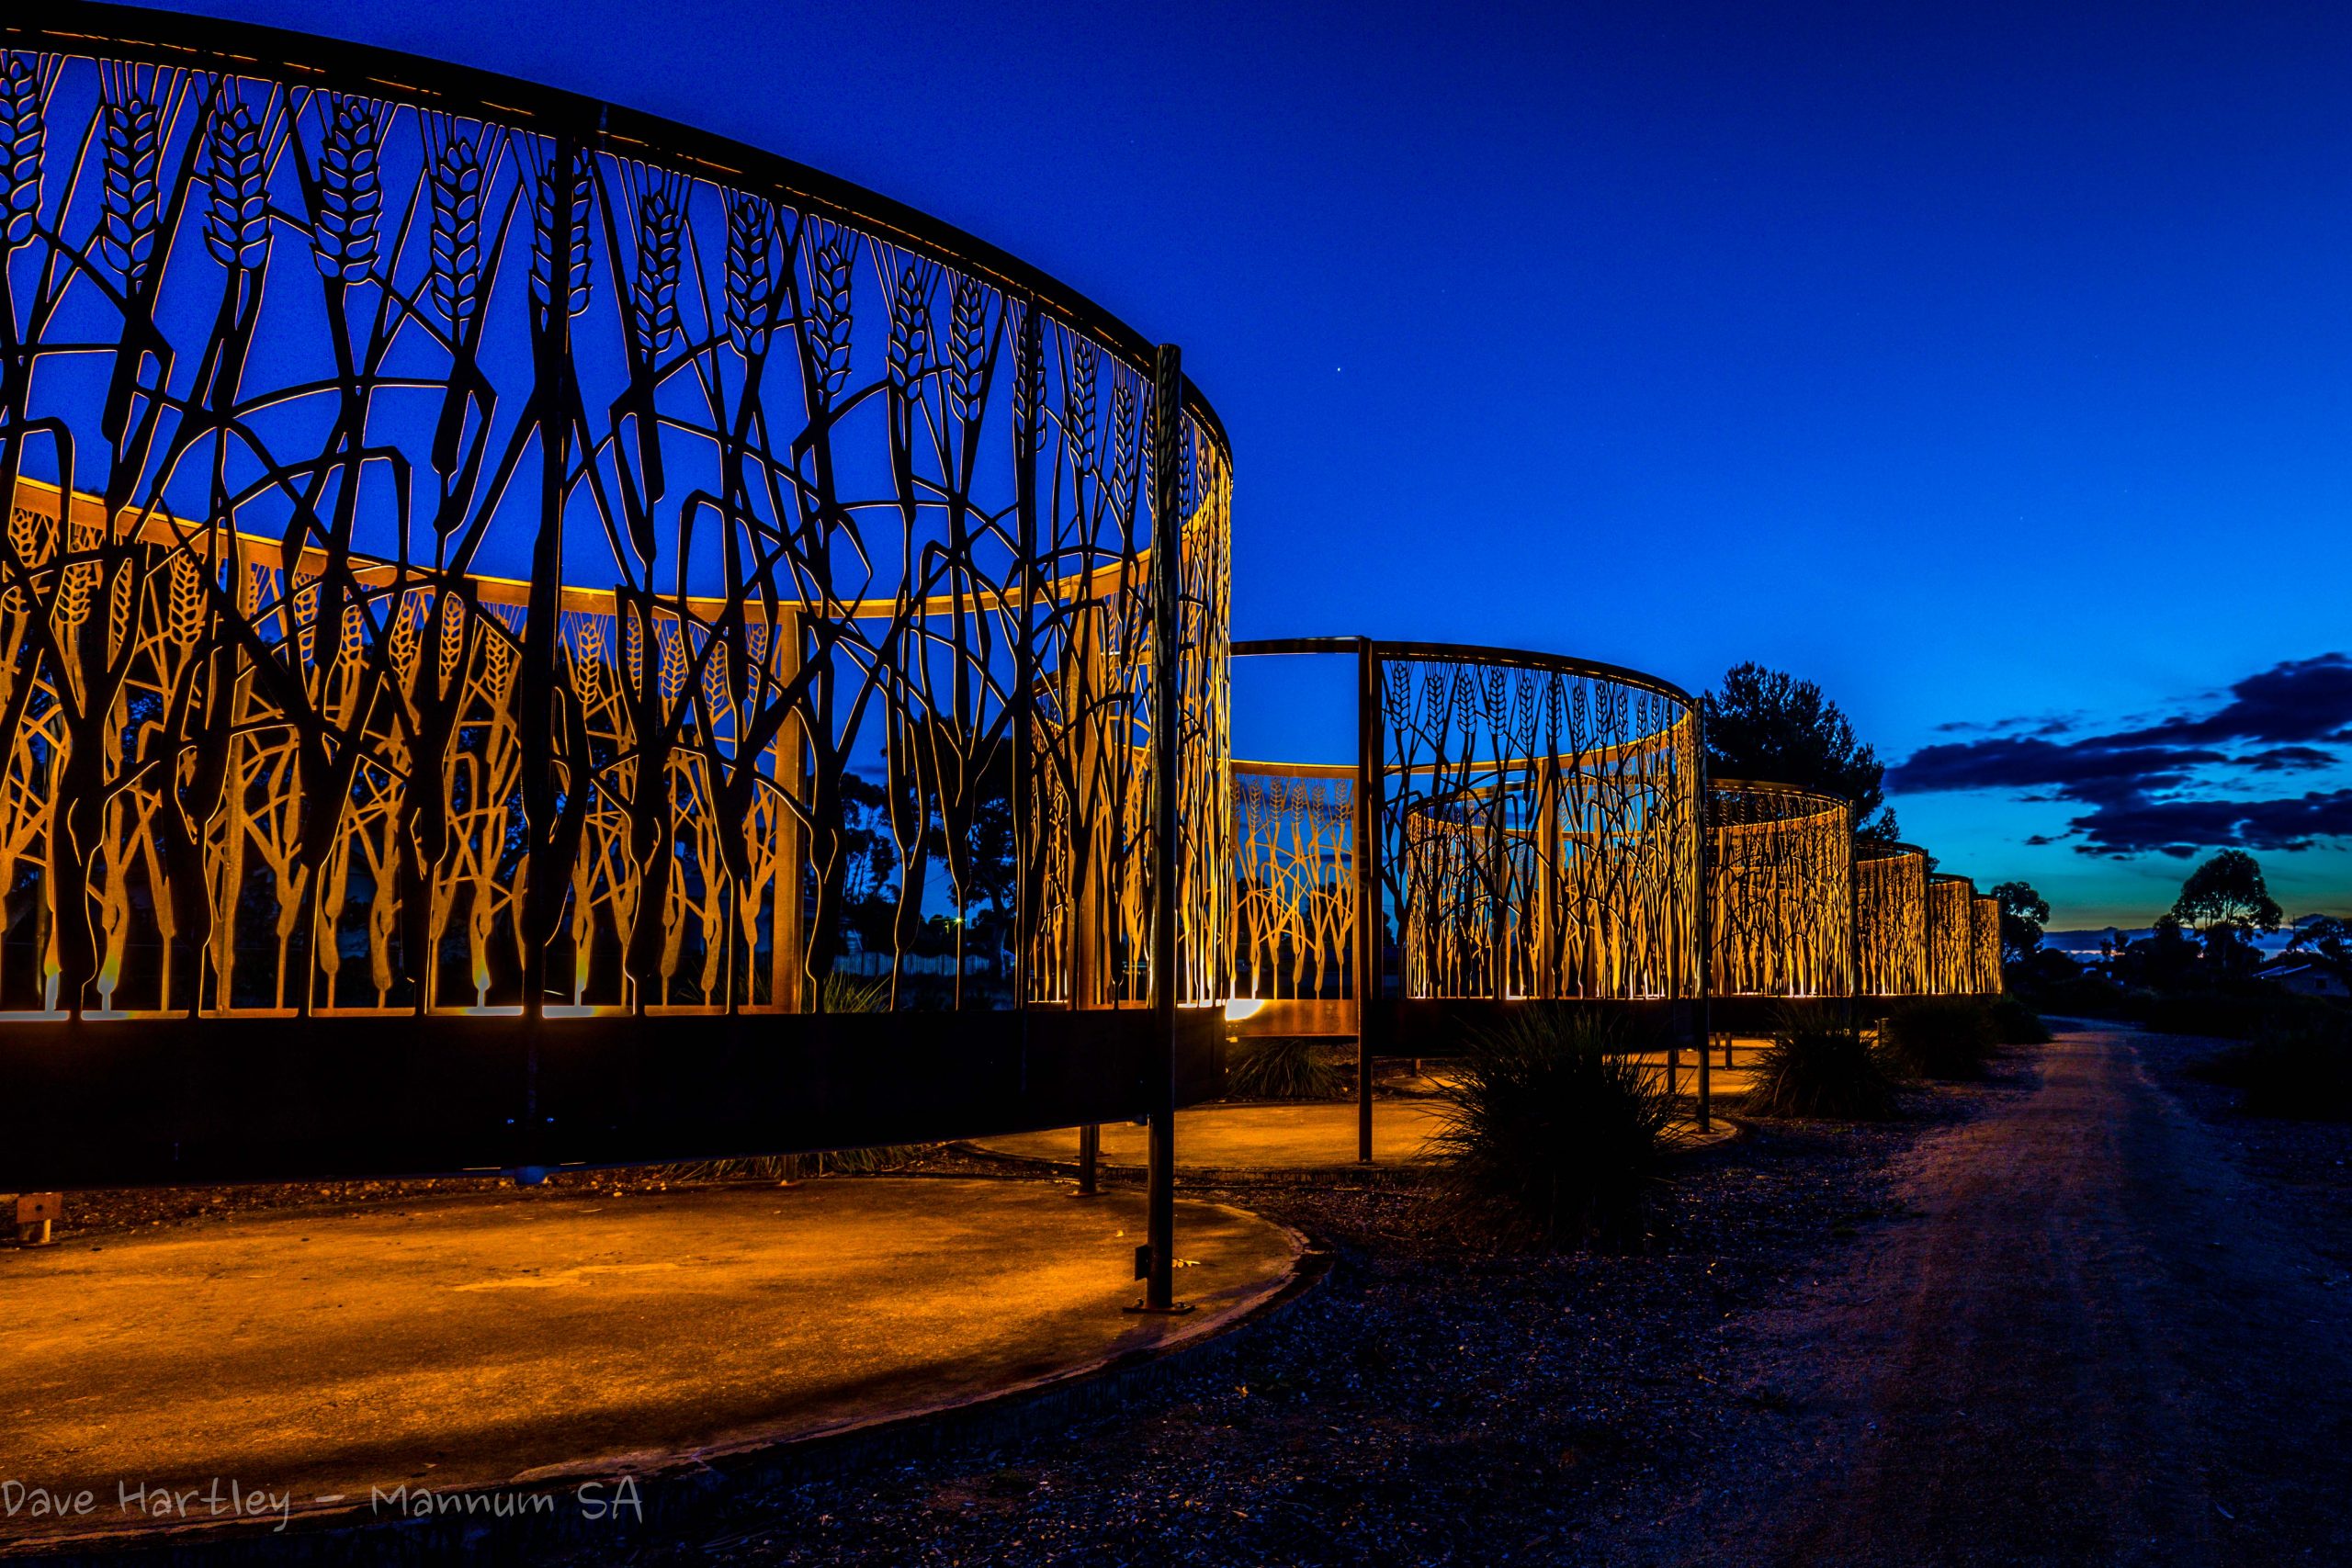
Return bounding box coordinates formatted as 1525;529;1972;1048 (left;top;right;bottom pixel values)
1231;634;1696;711
9;0;1227;457
1856;840;1931;863
1706;780;1850;840
1372;638;1698;710
1928;872;1978;892
1709;778;1851;808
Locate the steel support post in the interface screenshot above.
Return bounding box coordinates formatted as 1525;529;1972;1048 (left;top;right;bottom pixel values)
1012;302;1041;1016
1694;1029;1707;1127
1694;709;1713;1134
1355;637;1379;1164
1139;343;1185;1313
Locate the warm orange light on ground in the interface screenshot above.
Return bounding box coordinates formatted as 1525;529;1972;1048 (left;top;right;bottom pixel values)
0;1182;1296;1547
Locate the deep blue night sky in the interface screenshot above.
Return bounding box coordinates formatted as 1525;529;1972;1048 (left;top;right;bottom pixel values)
155;0;2352;926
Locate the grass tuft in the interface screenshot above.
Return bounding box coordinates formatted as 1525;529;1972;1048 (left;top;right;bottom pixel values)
1747;1024;1898;1120
1430;1010;1673;1249
666;1144;933;1182
820;972;891;1014
1226;1034;1348;1100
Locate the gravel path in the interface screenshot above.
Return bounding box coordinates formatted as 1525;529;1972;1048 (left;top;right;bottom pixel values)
1605;1024;2352;1566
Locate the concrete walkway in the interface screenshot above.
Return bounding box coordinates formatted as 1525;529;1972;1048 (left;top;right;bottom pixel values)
0;1179;1298;1550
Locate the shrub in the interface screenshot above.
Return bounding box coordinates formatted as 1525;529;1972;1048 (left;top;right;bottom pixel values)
1746;1024;1897;1119
1987;996;2052;1045
2188;1019;2352;1121
1226;1035;1348;1100
1763;998;1845;1039
1430;1010;1672;1248
1879;998;2000;1079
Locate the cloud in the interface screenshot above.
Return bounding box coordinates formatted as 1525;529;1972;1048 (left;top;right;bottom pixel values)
2238;746;2336;773
1930;710;2083;738
2062;789;2352;859
1894;738;2226;796
2112;653;2352;746
1892;654;2352;857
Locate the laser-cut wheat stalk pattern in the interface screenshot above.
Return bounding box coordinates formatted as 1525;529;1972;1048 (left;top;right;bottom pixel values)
1231;763;1354;1002
1972;893;2003;996
1853;841;1930;998
1380;650;1701;1002
0;20;1229;1019
1926;875;1980;998
1706;781;1851;998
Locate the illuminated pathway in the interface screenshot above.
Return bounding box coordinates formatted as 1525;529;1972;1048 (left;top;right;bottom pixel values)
0;1180;1298;1550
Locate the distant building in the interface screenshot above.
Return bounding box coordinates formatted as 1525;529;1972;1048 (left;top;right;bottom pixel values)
2258;962;2347;999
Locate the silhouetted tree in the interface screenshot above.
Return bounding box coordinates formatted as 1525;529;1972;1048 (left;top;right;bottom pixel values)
920;739;1018;990
2115;914;2201;991
837;773;901;957
1993;880;2051;964
2169;850;2283;942
1702;662;1899;843
2200;921;2262;979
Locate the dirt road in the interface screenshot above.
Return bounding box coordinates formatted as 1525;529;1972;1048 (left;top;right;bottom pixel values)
1668;1026;2352;1566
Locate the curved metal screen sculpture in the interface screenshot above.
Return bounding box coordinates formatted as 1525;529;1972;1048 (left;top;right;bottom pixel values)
1925;874;1979;996
1705;780;1851;998
1384;647;1700;1003
1230;761;1355;1010
1972;894;2004;996
0;6;1229;1184
1852;840;1929;998
1230;639;1701;1031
